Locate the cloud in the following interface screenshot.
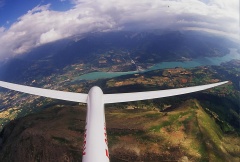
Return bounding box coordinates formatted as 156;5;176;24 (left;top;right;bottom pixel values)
0;3;116;59
0;0;239;60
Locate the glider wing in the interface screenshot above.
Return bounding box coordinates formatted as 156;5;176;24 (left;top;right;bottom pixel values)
0;81;228;104
0;81;88;103
103;81;228;104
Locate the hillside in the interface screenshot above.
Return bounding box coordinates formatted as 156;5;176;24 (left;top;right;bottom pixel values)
0;31;238;82
0;99;239;162
0;30;239;162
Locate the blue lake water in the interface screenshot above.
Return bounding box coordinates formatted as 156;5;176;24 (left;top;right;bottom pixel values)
75;48;240;81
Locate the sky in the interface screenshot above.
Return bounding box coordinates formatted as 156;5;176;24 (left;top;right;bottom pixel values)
0;0;73;28
0;0;239;60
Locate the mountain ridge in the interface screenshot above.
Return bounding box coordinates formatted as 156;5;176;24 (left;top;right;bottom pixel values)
0;30;238;82
0;99;239;162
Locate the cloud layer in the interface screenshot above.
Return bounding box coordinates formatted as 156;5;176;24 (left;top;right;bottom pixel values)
0;0;239;60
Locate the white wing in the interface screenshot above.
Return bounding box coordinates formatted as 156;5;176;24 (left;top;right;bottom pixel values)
103;81;228;104
0;81;88;103
0;80;228;104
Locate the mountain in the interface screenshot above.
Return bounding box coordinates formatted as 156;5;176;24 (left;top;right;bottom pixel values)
0;30;238;82
0;99;239;162
0;30;239;161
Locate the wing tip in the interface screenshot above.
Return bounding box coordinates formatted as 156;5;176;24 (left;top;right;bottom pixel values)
103;80;230;104
216;81;229;86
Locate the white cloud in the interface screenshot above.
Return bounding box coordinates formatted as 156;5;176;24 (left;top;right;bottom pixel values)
0;26;4;32
39;28;61;44
0;0;239;60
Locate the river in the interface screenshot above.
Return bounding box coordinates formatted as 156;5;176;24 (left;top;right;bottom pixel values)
74;48;240;81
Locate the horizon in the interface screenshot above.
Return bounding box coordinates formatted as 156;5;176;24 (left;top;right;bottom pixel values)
0;0;239;60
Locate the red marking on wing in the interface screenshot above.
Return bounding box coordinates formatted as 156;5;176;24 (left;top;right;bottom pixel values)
82;128;87;156
106;149;109;158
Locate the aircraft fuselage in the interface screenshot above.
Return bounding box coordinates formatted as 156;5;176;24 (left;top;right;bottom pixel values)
83;86;109;162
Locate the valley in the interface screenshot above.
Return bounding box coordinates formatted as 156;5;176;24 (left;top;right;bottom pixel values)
0;31;239;161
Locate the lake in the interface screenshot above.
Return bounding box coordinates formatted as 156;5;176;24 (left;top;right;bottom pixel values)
74;48;240;81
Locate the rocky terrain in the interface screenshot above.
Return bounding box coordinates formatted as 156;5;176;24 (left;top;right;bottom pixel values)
0;99;239;162
0;31;239;162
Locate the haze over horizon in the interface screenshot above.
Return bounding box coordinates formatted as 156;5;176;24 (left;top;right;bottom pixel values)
0;0;239;60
